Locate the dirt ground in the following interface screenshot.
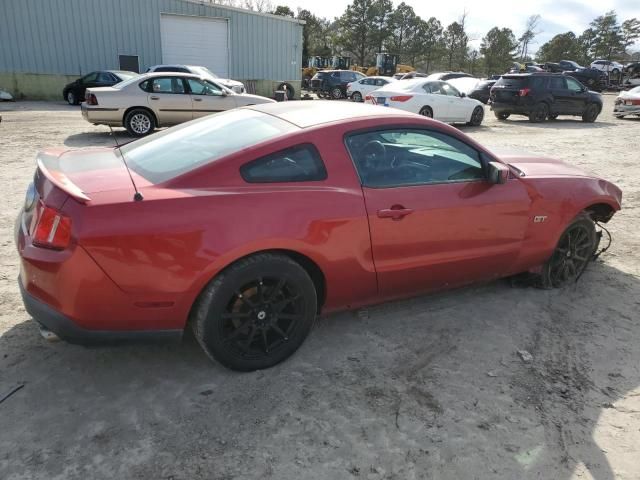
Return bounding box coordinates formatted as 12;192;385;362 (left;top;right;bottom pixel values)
0;96;639;480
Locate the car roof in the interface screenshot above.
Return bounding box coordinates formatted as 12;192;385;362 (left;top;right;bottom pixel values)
141;72;204;79
248;101;415;128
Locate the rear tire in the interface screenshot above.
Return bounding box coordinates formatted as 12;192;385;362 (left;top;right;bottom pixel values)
582;103;599;123
419;106;433;118
124;108;155;136
529;103;548;123
330;87;343;100
467;106;484;126
494;112;510;120
351;91;363;102
192;253;317;371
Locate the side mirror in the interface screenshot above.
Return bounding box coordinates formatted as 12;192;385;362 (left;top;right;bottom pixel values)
488;161;510;185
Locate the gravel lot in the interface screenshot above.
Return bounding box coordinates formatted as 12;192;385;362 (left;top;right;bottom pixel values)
1;96;639;480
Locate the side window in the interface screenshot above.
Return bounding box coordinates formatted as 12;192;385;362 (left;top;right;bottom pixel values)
187;78;223;96
331;71;341;78
548;77;566;89
148;77;186;94
376;78;388;86
440;83;460;96
345;129;484;188
96;72;112;83
361;78;372;86
240;144;328;183
422;82;439;94
566;78;583;92
81;72;98;83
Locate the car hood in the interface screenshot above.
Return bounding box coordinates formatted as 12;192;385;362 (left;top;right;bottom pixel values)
235;93;276;105
497;153;596;178
217;78;243;87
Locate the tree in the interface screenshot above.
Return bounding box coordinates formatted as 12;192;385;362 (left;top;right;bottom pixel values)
420;17;444;72
518;14;541;60
242;0;273;12
621;18;640;53
443;21;468;70
335;0;379;65
386;2;420;62
590;10;623;59
370;0;394;55
271;5;294;17
536;32;580;62
480;27;518;76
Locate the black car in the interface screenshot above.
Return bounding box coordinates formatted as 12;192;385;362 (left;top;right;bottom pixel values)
565;68;607;91
542;62;564;73
62;70;137;105
468;79;496;104
489;73;602;123
558;60;582;71
309;70;366;99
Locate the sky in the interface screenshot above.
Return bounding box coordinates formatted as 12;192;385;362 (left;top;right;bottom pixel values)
275;0;640;53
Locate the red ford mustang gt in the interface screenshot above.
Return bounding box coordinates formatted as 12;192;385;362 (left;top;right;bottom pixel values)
16;102;622;371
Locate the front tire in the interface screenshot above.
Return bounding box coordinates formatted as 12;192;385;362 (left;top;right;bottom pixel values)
66;91;78;105
419;106;433;118
351;91;363;102
192;253;317;371
540;217;596;288
529;103;548;123
494;112;510;120
124;108;155;136
467;106;484;126
582;103;599;123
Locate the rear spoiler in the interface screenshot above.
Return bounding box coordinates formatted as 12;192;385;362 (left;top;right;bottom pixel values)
37;151;91;203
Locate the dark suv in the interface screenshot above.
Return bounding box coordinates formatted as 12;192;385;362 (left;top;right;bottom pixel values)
310;70;366;99
489;73;602;123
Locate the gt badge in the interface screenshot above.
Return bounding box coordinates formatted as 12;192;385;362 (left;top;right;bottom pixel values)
534;215;548;223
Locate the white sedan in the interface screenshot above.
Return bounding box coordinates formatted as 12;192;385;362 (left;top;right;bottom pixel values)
365;79;485;126
613;85;640;118
346;76;394;102
81;72;274;136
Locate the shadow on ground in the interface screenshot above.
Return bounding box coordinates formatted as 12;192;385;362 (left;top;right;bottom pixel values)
1;262;638;480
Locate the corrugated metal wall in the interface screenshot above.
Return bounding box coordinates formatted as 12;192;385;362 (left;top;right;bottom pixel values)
0;0;303;80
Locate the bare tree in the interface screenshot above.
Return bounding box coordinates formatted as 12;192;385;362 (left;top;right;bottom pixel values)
242;0;273;12
518;14;542;60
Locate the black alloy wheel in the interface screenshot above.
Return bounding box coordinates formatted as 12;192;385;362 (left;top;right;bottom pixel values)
419;106;433;118
468;106;484;126
192;253;317;371
495;112;510;120
541;218;596;288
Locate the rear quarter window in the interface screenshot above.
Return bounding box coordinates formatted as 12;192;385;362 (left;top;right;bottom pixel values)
495;77;529;89
240;144;327;183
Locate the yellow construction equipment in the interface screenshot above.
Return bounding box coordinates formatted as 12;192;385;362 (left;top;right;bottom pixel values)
365;53;415;76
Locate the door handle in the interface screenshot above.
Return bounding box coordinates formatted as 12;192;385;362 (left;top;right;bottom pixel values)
193;98;202;102
377;206;413;220
150;96;159;100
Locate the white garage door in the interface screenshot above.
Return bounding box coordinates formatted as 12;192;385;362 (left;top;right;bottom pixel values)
160;14;229;78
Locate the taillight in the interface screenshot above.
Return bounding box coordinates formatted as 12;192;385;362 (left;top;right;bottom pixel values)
390;95;413;102
86;93;98;105
518;88;531;97
365;95;372;101
630;99;640;105
32;202;71;250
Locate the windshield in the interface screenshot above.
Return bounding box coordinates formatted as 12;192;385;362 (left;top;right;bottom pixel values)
120;109;298;183
191;66;220;79
114;71;137;81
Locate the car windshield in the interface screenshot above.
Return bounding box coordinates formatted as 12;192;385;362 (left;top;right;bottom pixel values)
447;77;479;93
120;109;298;183
391;79;427;91
114;71;137;81
191;66;220;79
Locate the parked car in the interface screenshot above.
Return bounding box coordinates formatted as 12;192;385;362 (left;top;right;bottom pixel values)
489;73;602;123
365;78;485;126
62;70;138;105
147;65;245;93
542;62;565;73
16;101;622;371
565;68;607;91
468;79;497;104
613;85;640;118
346;76;394;102
558;60;582;71
81;72;274;136
426;72;473;81
590;59;624;75
309;70;366;99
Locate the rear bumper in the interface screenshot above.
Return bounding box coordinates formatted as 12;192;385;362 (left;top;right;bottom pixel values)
19;279;182;344
613;104;640;116
81;104;123;126
490;101;533;115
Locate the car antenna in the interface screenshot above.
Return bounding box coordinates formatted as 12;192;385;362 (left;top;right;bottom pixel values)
109;125;143;202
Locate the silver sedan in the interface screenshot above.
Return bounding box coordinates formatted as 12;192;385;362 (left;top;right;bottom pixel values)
81;72;275;136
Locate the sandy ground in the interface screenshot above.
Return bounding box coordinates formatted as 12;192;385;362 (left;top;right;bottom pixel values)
0;96;639;480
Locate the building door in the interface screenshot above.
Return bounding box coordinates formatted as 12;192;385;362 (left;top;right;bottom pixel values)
160;14;229;78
